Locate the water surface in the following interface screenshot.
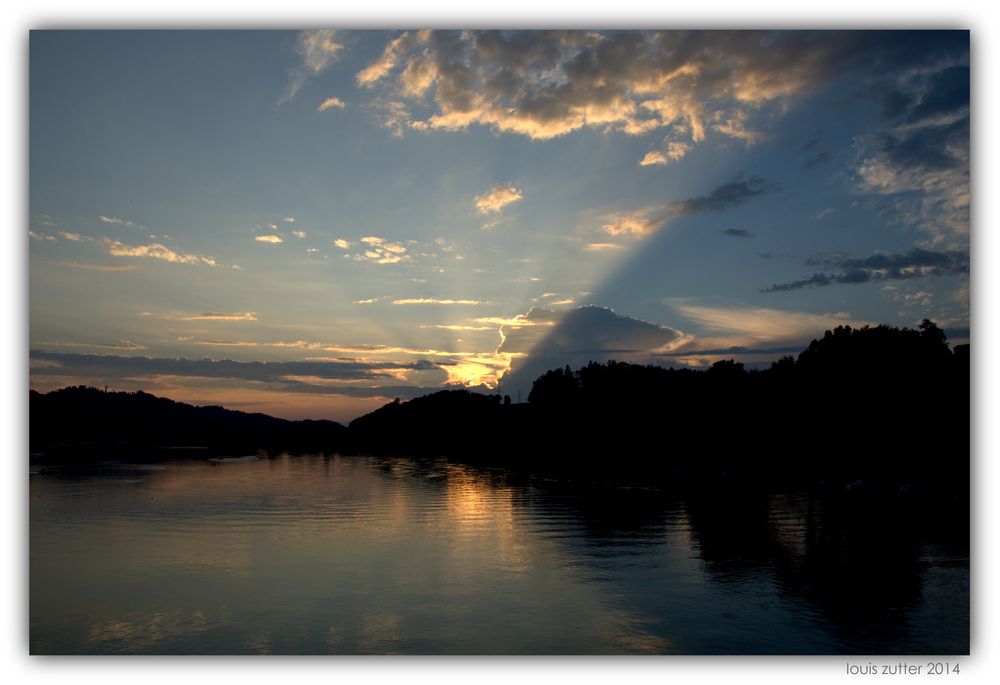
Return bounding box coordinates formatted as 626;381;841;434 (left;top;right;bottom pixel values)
29;454;968;654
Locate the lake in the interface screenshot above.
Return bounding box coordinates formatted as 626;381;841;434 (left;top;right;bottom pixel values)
29;454;969;654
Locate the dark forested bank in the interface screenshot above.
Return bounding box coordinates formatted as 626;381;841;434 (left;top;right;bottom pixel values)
30;321;969;490
29;385;346;461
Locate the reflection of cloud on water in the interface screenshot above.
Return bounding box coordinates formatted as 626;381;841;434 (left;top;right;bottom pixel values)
87;609;208;652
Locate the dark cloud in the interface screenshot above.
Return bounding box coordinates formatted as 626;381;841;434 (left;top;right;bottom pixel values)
855;43;969;246
877;117;968;173
671;176;781;217
655;344;804;357
762;249;969;292
28;350;452;397
803;151;831;169
722;228;756;238
898;65;970;126
498;305;683;397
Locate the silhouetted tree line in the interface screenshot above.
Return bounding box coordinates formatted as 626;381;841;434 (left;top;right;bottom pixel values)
346;320;969;488
30;321;969;489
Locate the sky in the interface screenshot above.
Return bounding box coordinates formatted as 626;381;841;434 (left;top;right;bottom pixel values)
28;30;971;421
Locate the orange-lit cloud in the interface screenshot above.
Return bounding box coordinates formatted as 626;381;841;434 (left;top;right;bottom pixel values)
474;184;523;214
392;298;484;305
421;324;494;331
255;235;283;244
99;215;136;227
179;312;258;321
38;340;146;350
317;96;346;111
59;261;139;271
353;236;411;264
356;30;432;87
195;339;260;347
101;238;218;266
354;31;858;161
601;205;670;238
639;140;692;167
283;30;344;103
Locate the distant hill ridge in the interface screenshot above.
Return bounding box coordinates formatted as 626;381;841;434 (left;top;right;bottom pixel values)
30;386;346;458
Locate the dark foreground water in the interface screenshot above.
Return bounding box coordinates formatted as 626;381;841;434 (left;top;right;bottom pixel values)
29;454;969;654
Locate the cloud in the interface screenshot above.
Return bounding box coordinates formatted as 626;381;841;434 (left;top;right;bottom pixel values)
356;30;432;87
317;96;345;112
421;324;494;331
761;248;969;292
392;298;484;305
498;306;682;357
722;228;755;238
474;184;523;214
639;150;668;167
601;205;670;238
29;230;57;241
595;174;778;241
179;312;258;321
30;336;515;391
584;242;623;251
195;340;259;347
99;215;136;227
368;99;416;138
667;302;868;359
349;236;411;264
101;238;217;266
804;151;832;169
28;350;454;398
58;231;83;241
639;139;691;167
670;175;780;217
710;109;767;145
282;30;344;104
853;61;969;247
59;261;139;271
292;230;307;239
351;30;965;166
255;235;283;244
495;305;687;395
37;340;146;351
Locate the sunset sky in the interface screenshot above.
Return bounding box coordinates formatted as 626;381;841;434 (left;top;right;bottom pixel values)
28;30;970;421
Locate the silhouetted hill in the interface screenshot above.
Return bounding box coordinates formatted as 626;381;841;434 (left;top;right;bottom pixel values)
30;386;346;460
347;389;530;458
